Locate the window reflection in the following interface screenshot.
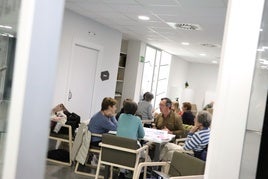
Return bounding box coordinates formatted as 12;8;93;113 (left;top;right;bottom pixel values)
0;0;20;176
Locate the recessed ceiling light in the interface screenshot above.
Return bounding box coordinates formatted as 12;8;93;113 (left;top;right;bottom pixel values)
0;33;14;37
200;53;206;56
181;42;190;45
138;15;150;21
257;48;265;52
260;29;263;32
259;59;268;65
0;25;12;29
212;60;218;64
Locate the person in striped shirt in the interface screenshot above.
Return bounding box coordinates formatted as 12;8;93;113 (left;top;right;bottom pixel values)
183;110;212;160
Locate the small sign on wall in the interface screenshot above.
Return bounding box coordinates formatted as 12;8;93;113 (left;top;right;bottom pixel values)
101;71;109;81
140;56;145;62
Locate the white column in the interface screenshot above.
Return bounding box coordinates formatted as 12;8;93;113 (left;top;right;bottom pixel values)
205;0;265;178
2;0;65;179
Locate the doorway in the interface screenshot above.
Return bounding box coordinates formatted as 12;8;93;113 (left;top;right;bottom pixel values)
66;42;99;121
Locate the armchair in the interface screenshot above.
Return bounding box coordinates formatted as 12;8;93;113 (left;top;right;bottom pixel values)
95;133;149;179
47;124;73;166
134;151;205;179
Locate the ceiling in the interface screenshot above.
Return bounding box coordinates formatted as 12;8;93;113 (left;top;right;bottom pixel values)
65;0;228;64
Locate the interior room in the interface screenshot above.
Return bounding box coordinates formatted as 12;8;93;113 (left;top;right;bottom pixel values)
0;0;268;179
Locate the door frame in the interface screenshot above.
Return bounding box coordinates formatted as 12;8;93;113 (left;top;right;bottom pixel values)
66;39;103;120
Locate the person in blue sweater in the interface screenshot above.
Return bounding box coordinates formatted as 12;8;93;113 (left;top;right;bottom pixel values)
116;100;145;178
117;101;145;140
88;97;118;147
183;110;212;161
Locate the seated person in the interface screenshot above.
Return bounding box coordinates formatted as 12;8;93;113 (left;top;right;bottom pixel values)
50;103;69;133
115;98;132;120
116;101;145;178
181;102;195;125
203;101;214;110
88;97;118;147
154;97;184;138
136;92;154;120
183;110;212;161
171;101;183;116
117;101;145;140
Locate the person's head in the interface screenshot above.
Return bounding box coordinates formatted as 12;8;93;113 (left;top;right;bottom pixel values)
159;97;172;115
142;92;149;100
52;103;68;113
182;102;192;111
172;101;180;111
101;97;117;116
124;101;138;115
195;111;212;128
144;92;154;102
122;98;132;107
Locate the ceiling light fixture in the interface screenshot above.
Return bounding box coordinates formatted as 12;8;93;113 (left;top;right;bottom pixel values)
167;22;202;30
138;15;150;21
0;25;12;29
200;53;206;56
0;33;14;37
212;60;218;64
257;48;265;52
259;59;268;65
181;42;190;45
200;43;220;48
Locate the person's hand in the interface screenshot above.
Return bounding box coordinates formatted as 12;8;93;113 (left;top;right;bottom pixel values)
151;123;156;129
163;127;173;134
189;126;199;133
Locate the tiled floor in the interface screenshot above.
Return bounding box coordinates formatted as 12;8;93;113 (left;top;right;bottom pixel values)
45;162;97;179
45;161;121;179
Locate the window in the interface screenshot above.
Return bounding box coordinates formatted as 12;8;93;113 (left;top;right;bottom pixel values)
141;46;171;110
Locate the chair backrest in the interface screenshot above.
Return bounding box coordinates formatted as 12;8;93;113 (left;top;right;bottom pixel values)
168;151;205;177
191;104;197;116
101;133;138;168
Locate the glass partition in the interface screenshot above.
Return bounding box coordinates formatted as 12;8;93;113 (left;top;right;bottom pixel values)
239;1;268;178
0;0;20;176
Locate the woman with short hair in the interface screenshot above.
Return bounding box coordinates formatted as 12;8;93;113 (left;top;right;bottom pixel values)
183;110;212;160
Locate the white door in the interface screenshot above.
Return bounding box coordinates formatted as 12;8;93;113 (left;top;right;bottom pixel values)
66;43;98;121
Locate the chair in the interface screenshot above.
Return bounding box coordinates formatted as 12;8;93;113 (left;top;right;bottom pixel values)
47;124;73;166
74;132;104;178
95;133;149;179
175;138;194;155
141;119;153;127
134;151;205;179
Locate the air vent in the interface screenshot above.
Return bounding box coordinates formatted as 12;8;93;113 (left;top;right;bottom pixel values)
200;43;221;48
167;22;202;31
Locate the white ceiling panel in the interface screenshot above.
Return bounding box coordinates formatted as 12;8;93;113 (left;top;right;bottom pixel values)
65;0;229;64
178;0;226;8
135;0;180;6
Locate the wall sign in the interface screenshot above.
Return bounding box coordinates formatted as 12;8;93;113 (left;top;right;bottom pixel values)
101;70;109;81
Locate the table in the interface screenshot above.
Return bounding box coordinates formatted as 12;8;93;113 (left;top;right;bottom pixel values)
143;128;175;162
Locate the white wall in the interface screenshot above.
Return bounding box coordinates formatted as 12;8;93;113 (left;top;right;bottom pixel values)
187;63;219;110
53;9;122;118
167;55;219;111
167;55;189;102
